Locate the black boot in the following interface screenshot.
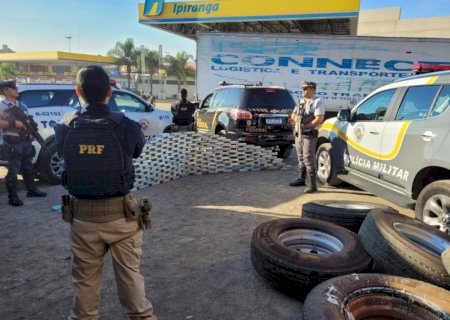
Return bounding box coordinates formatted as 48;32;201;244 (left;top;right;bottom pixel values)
23;174;47;198
6;179;24;206
289;168;306;187
304;171;318;193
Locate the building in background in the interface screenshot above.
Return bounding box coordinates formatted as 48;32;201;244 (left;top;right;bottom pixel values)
357;7;450;38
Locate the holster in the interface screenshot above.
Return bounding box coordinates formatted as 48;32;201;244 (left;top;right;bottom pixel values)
61;195;73;223
124;193;142;221
124;194;152;230
140;197;152;230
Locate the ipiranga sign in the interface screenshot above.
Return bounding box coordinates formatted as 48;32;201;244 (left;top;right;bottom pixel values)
139;0;360;23
196;33;450;111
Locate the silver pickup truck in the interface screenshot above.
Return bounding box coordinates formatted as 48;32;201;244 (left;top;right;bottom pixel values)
316;68;450;234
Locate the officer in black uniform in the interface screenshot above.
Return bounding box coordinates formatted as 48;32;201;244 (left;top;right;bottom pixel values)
171;88;196;126
54;66;156;319
0;80;47;206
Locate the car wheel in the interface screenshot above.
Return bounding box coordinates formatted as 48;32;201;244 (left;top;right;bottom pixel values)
316;143;341;186
38;142;63;185
301;200;397;233
303;273;450;320
443;246;450;276
277;145;293;158
251;218;372;296
415;180;450;234
358;209;450;289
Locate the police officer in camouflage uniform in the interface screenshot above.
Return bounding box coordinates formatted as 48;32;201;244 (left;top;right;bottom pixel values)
54;66;157;320
289;81;325;193
0;80;47;206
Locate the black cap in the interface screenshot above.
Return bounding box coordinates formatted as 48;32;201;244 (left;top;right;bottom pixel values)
0;80;17;90
301;81;317;88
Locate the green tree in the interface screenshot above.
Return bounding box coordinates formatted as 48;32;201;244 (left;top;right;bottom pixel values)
164;51;194;92
107;38;138;89
136;48;160;94
0;63;17;80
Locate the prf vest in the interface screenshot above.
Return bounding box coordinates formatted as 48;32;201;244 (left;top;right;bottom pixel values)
62;112;132;199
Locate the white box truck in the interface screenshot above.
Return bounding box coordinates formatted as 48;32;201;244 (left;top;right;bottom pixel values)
196;32;450;112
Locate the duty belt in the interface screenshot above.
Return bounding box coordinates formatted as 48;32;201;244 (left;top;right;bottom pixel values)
301;129;318;137
72;196;126;223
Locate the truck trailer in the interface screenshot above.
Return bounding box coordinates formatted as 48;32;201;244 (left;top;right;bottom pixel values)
196;32;450;112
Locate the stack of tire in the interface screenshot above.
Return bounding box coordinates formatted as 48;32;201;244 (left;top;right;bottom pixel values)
250;201;450;319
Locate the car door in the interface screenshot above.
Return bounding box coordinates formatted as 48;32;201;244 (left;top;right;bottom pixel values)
109;90;171;137
20;89;75;130
19;88;79;146
343;89;397;178
195;93;217;132
381;85;448;189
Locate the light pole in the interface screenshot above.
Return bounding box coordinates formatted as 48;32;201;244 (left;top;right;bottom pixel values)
65;36;72;52
159;44;165;99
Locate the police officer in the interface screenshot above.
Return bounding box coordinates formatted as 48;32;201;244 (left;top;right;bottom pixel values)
288;81;325;193
0;80;47;206
54;66;157;320
171;88;196;126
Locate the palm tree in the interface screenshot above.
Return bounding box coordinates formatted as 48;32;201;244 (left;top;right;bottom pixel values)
136;48;160;94
164;51;194;92
107;38;138;89
0;63;17;80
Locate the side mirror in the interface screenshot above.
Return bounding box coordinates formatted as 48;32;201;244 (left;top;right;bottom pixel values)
337;109;351;122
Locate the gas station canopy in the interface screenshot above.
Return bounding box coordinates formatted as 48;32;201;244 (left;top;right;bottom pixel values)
0;52;117;81
0;52;117;66
138;0;360;39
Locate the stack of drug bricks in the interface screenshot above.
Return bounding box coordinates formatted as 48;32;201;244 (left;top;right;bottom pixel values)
132;132;284;190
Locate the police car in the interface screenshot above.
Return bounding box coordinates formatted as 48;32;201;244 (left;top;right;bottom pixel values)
0;83;173;184
195;82;296;158
316;64;450;233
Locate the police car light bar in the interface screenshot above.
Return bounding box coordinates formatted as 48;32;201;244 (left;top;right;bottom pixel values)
412;63;450;74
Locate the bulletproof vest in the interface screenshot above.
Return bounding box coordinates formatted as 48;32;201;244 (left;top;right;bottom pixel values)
174;100;195;125
1;101;28;143
62;112;131;198
298;99;316;133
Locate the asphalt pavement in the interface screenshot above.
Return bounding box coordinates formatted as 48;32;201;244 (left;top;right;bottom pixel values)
0;152;413;320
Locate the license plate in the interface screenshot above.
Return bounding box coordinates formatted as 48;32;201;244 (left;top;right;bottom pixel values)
266;118;283;125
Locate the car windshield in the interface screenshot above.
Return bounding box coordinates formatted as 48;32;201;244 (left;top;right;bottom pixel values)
242;88;296;109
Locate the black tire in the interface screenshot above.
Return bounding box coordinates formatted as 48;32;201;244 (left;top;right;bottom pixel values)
38;142;63;185
163;125;175;133
303;273;450;320
301;200;397;233
277;145;293;158
315;143;341;186
443;246;450;276
415;180;450;234
250;218;372;296
215;126;226;137
358;209;450;289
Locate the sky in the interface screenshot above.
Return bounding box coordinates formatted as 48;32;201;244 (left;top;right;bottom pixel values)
0;0;449;57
